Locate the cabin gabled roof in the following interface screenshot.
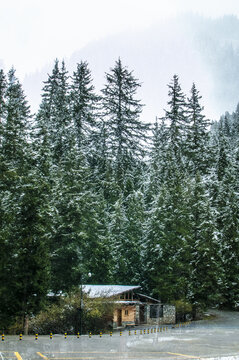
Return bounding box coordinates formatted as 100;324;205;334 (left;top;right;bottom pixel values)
83;285;141;298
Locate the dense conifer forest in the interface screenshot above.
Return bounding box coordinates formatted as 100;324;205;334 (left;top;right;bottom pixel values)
0;58;239;329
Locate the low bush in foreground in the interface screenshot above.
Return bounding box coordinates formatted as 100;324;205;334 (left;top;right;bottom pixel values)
28;291;115;335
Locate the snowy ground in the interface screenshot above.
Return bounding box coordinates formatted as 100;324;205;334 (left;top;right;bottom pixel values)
1;310;239;359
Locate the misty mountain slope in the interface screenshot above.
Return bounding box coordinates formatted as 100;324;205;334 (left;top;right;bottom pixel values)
190;14;239;113
23;14;239;120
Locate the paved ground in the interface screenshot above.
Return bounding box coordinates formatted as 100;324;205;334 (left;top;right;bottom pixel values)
1;311;239;360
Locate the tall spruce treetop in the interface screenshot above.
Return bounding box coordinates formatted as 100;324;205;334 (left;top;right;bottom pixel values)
70;61;98;151
0;70;6;123
231;103;239;140
101;58;149;188
186;83;210;174
1;68;31;168
0;70;6;152
165;75;187;158
37;59;72;163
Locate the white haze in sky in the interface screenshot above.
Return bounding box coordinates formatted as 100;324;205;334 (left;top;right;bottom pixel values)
1;0;239;120
1;0;239;78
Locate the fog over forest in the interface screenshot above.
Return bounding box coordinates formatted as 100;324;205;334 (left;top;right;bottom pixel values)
23;13;239;121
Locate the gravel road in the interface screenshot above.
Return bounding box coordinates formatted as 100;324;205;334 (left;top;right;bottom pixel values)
1;310;239;360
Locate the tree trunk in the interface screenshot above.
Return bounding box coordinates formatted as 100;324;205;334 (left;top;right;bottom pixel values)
24;314;29;335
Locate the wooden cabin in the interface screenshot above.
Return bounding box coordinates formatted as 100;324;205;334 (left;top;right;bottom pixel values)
83;285;175;328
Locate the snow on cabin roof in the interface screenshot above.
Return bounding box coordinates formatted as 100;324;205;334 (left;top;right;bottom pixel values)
82;285;141;298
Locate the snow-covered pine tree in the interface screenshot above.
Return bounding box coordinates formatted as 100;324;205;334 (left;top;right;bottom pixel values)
0;70;31;327
216;128;231;182
223;114;232;137
11;171;51;333
33;110;53;180
186;83;211;174
0;69;6;125
101;58;149;193
144;173;191;302
144;77;190;300
1;68;31;168
231;103;239;141
35;60;113;292
187;173;223;315
37;59;72;164
108;193;127;283
0;69;50;331
208;101;239;308
145;117;168;205
91;119;114;195
50;147;113;292
70;61;99;152
215;160;239;308
0;69;6;175
164;75;187;165
110;190;145;284
79;188;113;285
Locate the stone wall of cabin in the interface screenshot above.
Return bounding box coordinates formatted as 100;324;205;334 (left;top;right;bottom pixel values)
146;304;176;325
162;305;176;324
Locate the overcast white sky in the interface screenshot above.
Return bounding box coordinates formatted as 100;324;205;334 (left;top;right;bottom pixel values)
1;0;239;79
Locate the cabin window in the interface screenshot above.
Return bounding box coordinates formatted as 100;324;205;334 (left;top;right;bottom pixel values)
125;310;128;316
150;305;163;318
150;305;159;318
120;291;133;300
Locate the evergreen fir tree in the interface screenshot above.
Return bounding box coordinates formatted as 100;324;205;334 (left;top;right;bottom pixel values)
144;174;191;302
0;69;50;330
164;75;187;162
145;117;168;204
111;191;144;284
108;193;126;283
50;149;112;292
80;189;113;285
216;164;239;308
231;103;239;140
0;69;6;125
186;83;211;174
37;59;72;164
70;61;98;151
187;173;223;314
50;150;88;293
11;172;51;332
216;130;230;182
1;68;31;168
101;58;149;192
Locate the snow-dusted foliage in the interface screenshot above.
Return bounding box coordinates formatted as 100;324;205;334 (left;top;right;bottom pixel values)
101;58;150;193
0;68;50;329
1;62;239;329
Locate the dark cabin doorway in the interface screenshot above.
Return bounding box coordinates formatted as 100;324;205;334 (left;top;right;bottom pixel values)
117;309;122;326
139;305;146;323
